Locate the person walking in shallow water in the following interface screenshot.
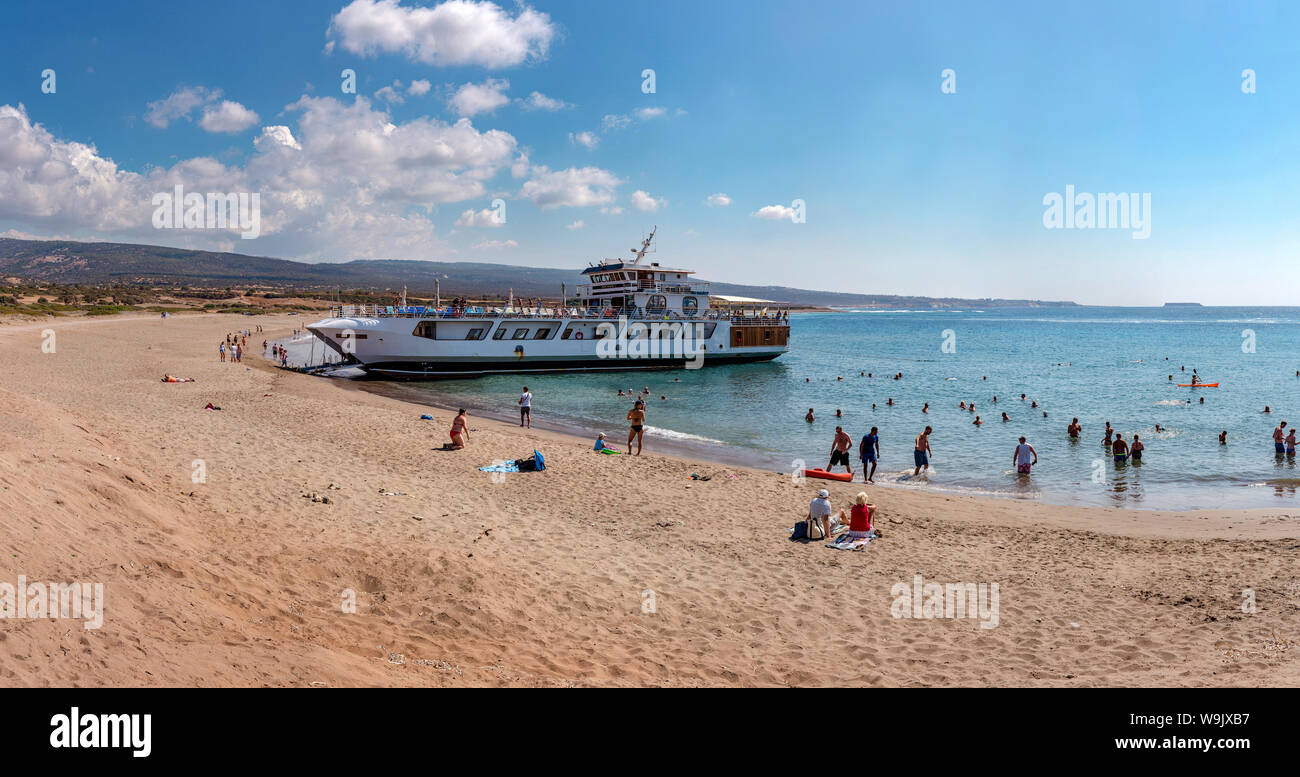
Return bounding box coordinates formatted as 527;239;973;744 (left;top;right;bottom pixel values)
828;426;853;476
1013;436;1037;474
913;426;933;476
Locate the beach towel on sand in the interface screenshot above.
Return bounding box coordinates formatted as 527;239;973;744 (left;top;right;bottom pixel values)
479;462;521;474
825;533;873;551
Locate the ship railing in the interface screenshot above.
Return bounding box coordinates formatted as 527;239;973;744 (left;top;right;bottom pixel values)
326;304;759;321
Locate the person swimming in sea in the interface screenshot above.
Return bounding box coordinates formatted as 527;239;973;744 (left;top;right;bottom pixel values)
1068;418;1081;438
835;408;842;418
922;403;929;413
1130;434;1144;462
805;408;815;423
973;415;983;426
886;398;894;406
959;401;967;410
1112;433;1129;462
1001;412;1010;422
1219;430;1228;444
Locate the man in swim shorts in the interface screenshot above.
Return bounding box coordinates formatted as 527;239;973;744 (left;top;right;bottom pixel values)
860;426;880;483
518;385;532;428
913;426;932;476
1112;432;1129;463
828;426;853;476
1013;436;1037;474
1068;417;1081;439
627;400;646;455
1274;421;1287;455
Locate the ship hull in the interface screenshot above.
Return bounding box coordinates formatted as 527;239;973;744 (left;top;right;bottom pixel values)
307;315;789;380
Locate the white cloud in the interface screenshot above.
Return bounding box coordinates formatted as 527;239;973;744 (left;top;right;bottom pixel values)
630;190;665;212
407;79;432;96
519;165;621;209
565;220;584;230
752;204;796;221
449;78;510;117
636;107;666;120
510;151;530;178
601;113;632;132
522;91;568;111
472;238;517;249
600;206;623;215
327;0;556;68
197;100;260;134
374;82;405;104
568;131;598;149
456;207;502;227
705;192;731;207
144;86;219;128
0;98;519;260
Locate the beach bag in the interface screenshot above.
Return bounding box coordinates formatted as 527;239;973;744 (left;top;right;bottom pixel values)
515;450;546;472
807;516;826;540
790;521;809;541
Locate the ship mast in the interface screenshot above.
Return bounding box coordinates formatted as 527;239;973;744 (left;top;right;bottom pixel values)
628;226;656;265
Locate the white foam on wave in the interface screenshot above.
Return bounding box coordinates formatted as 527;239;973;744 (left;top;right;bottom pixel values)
643;425;727;445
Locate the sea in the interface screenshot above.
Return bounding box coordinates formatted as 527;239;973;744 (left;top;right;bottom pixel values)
278;306;1300;510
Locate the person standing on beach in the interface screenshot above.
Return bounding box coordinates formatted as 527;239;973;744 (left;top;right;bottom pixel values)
913;426;933;476
860;426;880;483
519;386;533;428
1273;421;1288;455
1013;436;1037;474
828;426;853;476
627;399;646;455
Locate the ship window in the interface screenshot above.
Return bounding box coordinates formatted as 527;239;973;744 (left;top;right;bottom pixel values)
512;328;529;340
764;330;773;342
682;296;699;315
493;326;507;340
561;328;573;340
413;321;436;339
533;328;551;340
466;328;484;340
647;295;667;313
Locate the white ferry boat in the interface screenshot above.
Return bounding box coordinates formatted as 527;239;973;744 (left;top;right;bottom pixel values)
306;229;791;378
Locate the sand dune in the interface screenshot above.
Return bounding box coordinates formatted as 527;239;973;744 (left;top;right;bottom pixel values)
1;312;1298;686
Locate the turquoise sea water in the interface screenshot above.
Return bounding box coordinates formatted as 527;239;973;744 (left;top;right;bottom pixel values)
291;307;1300;510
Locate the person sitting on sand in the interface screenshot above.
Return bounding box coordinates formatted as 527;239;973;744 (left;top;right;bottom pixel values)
846;491;875;540
449;409;470;449
805;408;815;423
1112;433;1129;463
1013;436;1037;474
807;488;833;539
594;433;610;451
1130;434;1144;462
627;400;646;455
829;426;853;475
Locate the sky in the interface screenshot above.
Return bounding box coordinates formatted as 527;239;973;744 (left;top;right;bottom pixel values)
2;0;1299;306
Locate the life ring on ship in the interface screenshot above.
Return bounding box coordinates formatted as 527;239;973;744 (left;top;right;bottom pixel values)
574;331;584;340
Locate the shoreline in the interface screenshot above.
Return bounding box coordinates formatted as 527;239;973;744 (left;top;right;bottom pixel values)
4;310;1300;687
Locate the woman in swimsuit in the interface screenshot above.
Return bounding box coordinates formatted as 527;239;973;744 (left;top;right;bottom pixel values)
449;409;469;449
627;401;646;455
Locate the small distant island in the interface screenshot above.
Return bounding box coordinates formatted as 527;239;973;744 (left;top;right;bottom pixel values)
1163;302;1203;307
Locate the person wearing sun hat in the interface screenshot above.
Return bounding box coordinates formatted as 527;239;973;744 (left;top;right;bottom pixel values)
807;488;833;539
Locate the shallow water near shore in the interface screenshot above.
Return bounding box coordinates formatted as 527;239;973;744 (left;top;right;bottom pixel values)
283;306;1300;510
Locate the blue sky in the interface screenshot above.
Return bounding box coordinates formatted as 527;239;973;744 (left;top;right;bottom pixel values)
2;0;1298;305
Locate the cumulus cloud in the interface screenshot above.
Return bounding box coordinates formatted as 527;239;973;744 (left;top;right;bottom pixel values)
705;192;731;207
600;205;623;215
198;100;260;133
630;190;664;212
522;91;568;111
144;86;219;128
326;0;556;68
456;206;502;227
752;204;796;221
472;238;517;249
568;131;598;149
565;220;584;230
407;79;432;96
449;78;510;117
519;165;621;209
0;98;519;260
636;106;666;119
600;113;632;132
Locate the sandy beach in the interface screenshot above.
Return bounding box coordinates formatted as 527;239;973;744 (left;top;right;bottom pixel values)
2;311;1299;687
